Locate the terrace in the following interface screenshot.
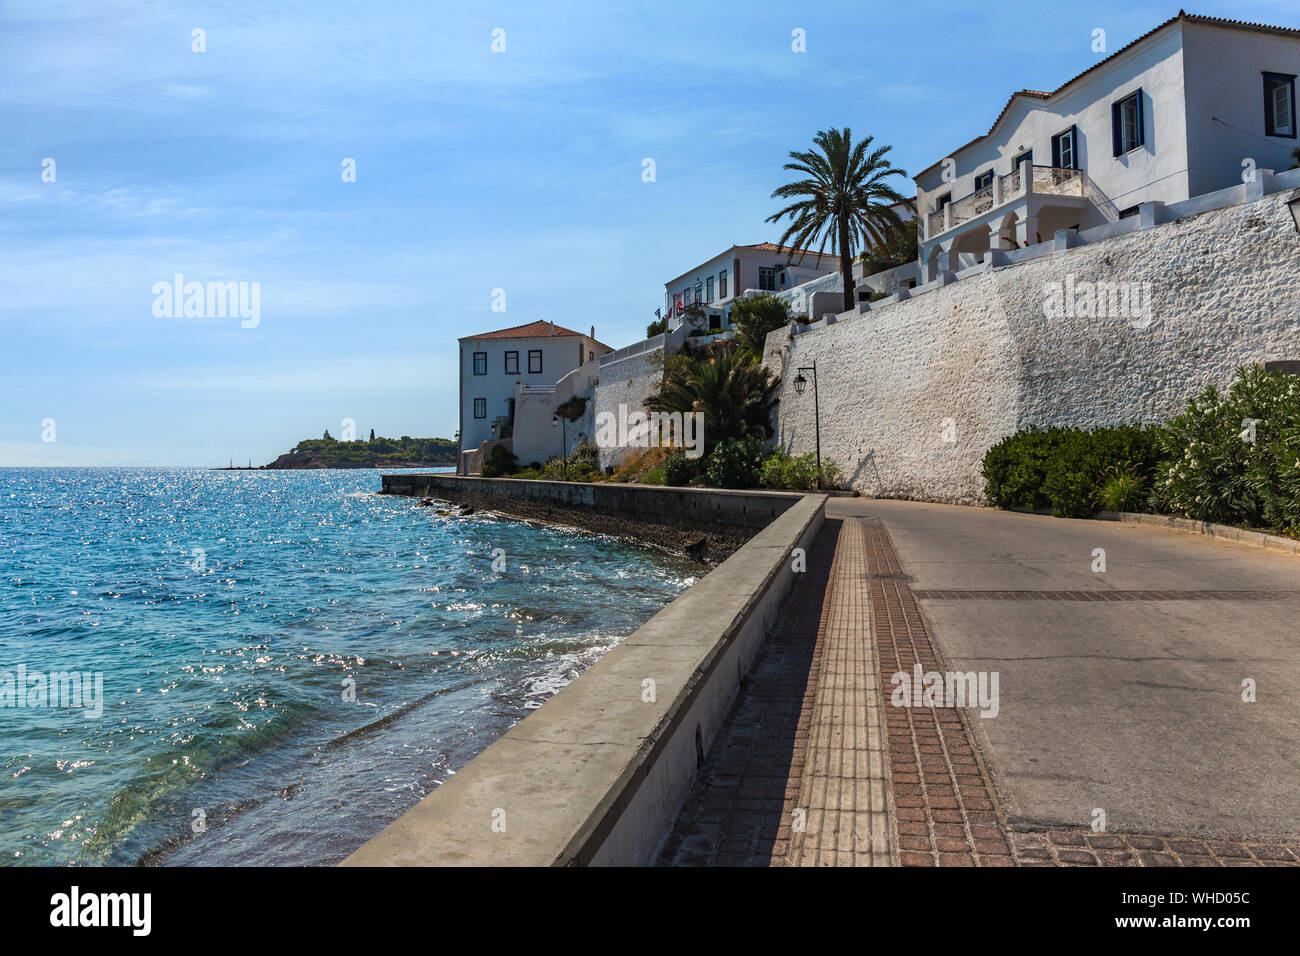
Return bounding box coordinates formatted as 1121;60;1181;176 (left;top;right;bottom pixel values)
920;160;1119;275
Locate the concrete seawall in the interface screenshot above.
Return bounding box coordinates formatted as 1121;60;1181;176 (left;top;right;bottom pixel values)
343;489;827;866
381;474;809;563
381;473;805;528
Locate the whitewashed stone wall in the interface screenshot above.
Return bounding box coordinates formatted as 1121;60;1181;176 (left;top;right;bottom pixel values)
765;188;1300;504
593;349;664;470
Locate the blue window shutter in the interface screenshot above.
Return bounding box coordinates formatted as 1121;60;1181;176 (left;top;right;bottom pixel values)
1071;125;1079;167
1051;134;1060;168
1112;101;1121;155
1135;88;1145;147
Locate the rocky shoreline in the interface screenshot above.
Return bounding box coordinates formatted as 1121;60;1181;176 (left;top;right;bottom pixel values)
413;490;754;566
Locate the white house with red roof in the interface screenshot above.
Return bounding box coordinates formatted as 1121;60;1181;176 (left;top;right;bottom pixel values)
916;11;1300;273
662;243;841;332
458;319;611;473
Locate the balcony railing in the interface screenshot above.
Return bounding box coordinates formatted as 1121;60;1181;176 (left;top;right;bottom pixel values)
926;208;946;237
1032;165;1083;197
951;183;995;224
924;164;1087;239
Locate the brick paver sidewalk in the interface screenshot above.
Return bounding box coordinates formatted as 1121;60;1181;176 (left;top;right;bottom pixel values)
661;515;1300;867
660;517;892;865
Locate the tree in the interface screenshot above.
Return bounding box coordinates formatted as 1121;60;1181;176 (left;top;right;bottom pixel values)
766;128;913;312
858;218;919;279
646;342;779;456
647;316;667;337
730;294;793;362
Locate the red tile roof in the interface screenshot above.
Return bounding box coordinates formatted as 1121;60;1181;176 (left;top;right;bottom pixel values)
914;11;1300;179
735;242;828;256
461;319;612;350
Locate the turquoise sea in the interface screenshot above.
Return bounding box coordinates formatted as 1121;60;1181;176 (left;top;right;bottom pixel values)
0;468;696;865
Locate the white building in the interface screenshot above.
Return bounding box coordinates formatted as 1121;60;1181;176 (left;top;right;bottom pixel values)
457;320;611;474
663;243;840;331
915;11;1300;273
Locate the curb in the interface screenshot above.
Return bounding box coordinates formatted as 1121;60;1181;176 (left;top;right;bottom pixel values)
1097;511;1300;557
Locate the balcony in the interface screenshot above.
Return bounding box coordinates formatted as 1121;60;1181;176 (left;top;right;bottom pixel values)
925;163;1086;241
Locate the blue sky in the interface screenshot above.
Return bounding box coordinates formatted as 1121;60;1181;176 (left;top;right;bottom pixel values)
2;0;1294;465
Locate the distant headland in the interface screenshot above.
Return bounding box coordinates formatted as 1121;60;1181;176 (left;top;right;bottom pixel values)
218;433;457;470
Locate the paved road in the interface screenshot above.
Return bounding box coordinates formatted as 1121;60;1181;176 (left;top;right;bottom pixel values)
828;498;1300;843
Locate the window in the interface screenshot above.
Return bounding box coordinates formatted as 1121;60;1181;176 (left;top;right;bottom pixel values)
719;269;728;298
588;350;594;361
1013;150;1033;168
473;398;486;418
708;312;721;331
974;169;994;190
504;351;518;374
1051;127;1078;169
706;276;714;302
527;349;542;374
759;266;777;291
1118;205;1140;219
694;280;703;303
674;292;683;312
936;192;951;210
472;351;487;375
1264;73;1296;138
1112;90;1144;155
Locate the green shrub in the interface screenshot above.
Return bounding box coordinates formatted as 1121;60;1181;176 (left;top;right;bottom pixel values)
981;427;1069;510
760;450;843;490
663;451;697;486
481;445;518;478
983;424;1161;517
705;437;765;488
641;466;666;485
759;450;791;489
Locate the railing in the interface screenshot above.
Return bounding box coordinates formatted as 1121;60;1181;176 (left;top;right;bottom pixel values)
999;166;1021;200
1032;165;1083;196
925;164;1088;238
951;183;995;224
600;332;666;365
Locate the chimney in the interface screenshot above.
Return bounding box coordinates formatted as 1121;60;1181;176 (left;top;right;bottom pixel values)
590;325;595;340
550;320;555;336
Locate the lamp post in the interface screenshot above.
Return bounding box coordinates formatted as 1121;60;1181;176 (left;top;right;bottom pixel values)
551;414;568;480
792;361;823;489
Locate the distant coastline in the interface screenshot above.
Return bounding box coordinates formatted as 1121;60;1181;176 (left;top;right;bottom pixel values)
216;434;457;471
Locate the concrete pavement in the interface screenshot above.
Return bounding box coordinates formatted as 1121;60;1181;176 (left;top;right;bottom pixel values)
664;497;1300;865
829;498;1300;844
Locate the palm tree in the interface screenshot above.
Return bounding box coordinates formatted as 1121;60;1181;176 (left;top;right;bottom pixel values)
767;128;913;312
647;343;778;457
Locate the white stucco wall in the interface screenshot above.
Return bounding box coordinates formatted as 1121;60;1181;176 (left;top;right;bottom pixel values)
765;185;1300;504
1182;22;1300;198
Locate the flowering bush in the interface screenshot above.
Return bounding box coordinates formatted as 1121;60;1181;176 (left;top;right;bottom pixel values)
1152;366;1300;525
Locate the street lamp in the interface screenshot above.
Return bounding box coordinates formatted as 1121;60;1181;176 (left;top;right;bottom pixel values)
551;414;568;480
793;362;823;489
